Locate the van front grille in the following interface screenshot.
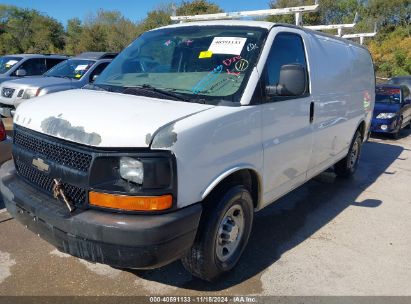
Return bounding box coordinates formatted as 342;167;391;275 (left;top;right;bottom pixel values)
14;127;92;172
15;159;86;207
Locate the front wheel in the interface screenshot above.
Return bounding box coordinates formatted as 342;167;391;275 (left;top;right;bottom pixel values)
392;117;403;139
181;185;254;281
334;130;362;178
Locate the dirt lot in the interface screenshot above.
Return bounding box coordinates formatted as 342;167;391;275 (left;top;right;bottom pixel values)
0;122;410;296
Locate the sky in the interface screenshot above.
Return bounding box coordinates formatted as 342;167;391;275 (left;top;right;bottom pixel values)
1;0;272;25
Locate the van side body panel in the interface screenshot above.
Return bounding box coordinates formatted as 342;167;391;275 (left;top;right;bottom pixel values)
306;32;374;178
152;105;263;209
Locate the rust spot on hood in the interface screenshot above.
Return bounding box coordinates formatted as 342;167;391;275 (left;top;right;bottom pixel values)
40;116;102;146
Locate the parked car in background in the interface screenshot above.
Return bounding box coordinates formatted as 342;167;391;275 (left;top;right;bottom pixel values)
0;52;116;117
371;84;411;139
388;76;411;92
0;21;375;281
0;54;67;85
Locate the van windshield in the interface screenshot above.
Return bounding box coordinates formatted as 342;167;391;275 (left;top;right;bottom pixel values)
44;59;95;80
94;26;267;103
0;56;22;74
376;87;401;104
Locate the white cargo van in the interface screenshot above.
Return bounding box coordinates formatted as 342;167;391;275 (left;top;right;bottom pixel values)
0;21;375;281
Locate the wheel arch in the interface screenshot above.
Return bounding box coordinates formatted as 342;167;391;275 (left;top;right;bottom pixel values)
201;167;262;210
356;119;367;141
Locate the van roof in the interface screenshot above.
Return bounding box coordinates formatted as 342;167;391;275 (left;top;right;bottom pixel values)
156;20;367;50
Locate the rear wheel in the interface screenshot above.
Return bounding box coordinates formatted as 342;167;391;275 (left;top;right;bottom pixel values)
334;130;362;178
181;185;253;281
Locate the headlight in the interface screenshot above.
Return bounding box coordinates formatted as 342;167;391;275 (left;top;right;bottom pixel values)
376;113;396;119
119;157;144;184
22;88;41;99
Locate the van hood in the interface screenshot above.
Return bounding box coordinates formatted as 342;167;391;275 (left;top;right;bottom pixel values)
14;89;214;148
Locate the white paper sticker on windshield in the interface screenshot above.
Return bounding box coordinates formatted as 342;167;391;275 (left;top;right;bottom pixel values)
74;64;88;71
5;60;18;66
208;37;247;55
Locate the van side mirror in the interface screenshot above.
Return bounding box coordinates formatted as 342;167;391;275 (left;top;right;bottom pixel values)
265;64;307;97
15;69;27;77
91;74;99;82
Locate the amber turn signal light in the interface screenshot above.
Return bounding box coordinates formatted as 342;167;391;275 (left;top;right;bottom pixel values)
89;192;172;211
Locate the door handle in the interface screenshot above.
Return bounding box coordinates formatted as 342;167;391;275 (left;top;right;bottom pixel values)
309;101;314;123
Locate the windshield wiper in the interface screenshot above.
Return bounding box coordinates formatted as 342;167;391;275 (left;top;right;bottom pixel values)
123;84;192;103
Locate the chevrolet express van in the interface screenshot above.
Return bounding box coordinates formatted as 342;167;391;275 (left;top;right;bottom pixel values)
0;21;375;281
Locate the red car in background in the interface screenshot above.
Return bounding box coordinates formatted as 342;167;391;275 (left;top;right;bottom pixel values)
0;118;6;141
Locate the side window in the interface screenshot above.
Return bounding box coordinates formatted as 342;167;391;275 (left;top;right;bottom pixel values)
46;58;65;71
89;62;109;82
17;58;47;76
265;32;308;89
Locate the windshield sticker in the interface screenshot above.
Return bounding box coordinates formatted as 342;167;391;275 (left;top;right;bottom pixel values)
199;50;213;59
223;55;241;67
75;64;88;71
5;60;18;66
208;37;247;55
246;43;258;52
376;88;401;95
235;59;249;72
75;74;82;78
226;69;240;78
192;65;223;94
164;39;172;46
183;39;193;46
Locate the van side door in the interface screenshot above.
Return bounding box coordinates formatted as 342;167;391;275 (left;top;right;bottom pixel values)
260;31;313;207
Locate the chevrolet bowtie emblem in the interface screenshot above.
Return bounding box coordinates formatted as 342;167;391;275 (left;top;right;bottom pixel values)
32;157;49;172
52;178;75;213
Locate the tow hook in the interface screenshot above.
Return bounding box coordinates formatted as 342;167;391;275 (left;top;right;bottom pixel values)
52;178;76;212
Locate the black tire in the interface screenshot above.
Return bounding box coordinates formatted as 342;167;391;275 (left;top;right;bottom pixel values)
334;130;362;178
181;185;254;281
392;117;403;139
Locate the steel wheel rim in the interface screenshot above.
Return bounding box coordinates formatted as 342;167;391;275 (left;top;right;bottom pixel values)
215;204;245;262
349;140;359;168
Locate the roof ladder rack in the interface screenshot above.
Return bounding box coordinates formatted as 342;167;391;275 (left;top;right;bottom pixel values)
170;1;319;26
305;13;359;37
342;24;378;44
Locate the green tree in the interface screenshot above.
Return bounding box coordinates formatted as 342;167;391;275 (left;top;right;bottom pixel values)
0;5;65;54
65;18;83;55
176;0;222;16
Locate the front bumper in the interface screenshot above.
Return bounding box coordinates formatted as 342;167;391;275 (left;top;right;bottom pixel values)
370;117;398;133
0;160;202;269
